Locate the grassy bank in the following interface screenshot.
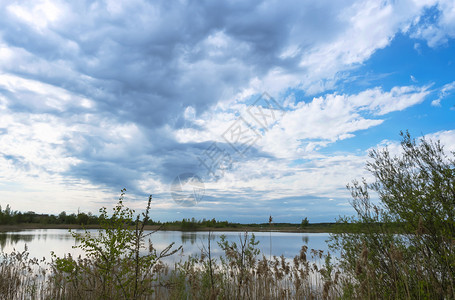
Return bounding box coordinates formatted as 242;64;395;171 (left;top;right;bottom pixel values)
0;222;360;233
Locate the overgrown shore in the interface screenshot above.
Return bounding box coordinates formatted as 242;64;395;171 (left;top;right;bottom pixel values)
0;222;354;233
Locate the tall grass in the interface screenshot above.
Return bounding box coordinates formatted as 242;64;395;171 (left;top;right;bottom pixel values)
0;232;339;300
161;233;340;299
1;230;454;299
0;246;48;299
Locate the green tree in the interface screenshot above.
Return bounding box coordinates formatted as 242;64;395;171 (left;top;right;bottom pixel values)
76;212;90;225
331;131;455;299
65;213;77;224
301;217;309;227
58;211;67;224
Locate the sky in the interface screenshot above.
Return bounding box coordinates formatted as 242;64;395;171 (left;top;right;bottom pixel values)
0;0;454;223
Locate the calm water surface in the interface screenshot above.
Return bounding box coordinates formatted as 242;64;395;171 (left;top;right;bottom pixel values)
0;229;333;263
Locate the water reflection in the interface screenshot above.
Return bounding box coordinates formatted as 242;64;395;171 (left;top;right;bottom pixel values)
0;229;333;264
302;235;309;244
180;232;197;244
180;232;216;245
0;233;34;251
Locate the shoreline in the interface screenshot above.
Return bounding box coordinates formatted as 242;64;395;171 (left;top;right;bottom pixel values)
0;223;340;233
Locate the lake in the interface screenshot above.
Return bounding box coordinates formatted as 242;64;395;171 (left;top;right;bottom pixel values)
0;229;334;264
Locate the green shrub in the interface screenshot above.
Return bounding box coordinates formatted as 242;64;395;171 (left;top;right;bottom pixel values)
51;189;181;299
331;131;455;299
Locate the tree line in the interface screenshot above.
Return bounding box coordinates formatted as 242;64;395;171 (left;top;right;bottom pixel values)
0;206;237;228
0;205;100;225
0;206;313;231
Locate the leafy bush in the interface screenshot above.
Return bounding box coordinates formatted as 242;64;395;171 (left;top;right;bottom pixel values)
331;131;455;299
51;189;181;299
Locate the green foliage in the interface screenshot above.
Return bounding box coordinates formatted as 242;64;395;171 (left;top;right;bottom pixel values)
331;131;455;299
218;232;260;270
301;217;309;227
51;189;181;299
218;232;260;298
169;217;231;230
0;204;14;225
0;205;101;226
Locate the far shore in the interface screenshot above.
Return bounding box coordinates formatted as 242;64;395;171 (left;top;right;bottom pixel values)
0;223;343;233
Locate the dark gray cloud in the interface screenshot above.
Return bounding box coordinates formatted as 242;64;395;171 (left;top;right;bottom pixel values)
0;0;353;125
2;0;343;193
1;0;450;218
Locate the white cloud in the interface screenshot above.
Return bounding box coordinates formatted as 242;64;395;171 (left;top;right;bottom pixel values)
195;149;370;210
432;81;455;106
410;0;455;47
351;85;430;115
0;74;94;112
0;113;78;173
258;85;428;159
255;0;434;95
175;84;430;160
427;129;455;152
172;83;432;171
7;0;62;31
201;129;455;216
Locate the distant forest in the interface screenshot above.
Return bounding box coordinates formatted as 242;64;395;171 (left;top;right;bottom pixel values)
0;204;315;230
0;204;101;225
0;204;241;229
